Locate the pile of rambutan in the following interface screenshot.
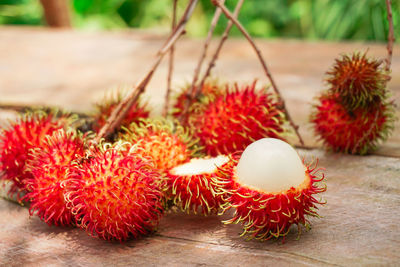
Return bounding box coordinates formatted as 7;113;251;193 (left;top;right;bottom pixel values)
0;81;327;243
311;52;395;155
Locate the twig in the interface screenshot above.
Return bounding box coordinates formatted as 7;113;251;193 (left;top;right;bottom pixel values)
163;0;178;117
197;0;244;94
95;0;199;142
385;0;395;73
211;0;304;146
189;0;225;98
0;103;90;118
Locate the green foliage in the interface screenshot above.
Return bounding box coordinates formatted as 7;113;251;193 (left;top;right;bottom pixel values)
0;0;399;42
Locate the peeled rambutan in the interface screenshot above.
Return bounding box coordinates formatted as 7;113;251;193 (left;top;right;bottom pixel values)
213;138;326;241
121;118;202;172
0;111;73;196
164;155;229;215
23;129;87;226
65;143;163;241
92;90;150;134
172;81;223;126
326;52;388;109
310;93;395;155
189;82;287;156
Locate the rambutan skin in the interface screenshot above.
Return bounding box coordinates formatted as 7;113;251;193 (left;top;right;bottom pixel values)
326;52;388;109
213;154;326;241
310;93;394;155
23;129;87;226
164;157;227;215
92;91;149;134
172;82;223;126
65;144;164;241
0;111;73;195
189;82;287;156
121;118;202;172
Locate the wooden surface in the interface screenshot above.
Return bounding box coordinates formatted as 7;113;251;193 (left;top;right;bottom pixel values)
1;27;400;266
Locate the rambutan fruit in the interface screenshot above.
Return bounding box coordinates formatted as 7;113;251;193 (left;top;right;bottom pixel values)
172;81;223;126
213;138;326;241
164;155;229;215
23;129;87;226
92;90;150;134
326;52;389;109
65;143;164;241
121;118;202;172
189;82;287;156
310;93;395;155
0;111;74;196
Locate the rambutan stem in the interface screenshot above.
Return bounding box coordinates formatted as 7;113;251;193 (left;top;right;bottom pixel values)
189;0;225;98
0;103;89;118
95;0;199;142
211;0;304;145
163;0;178;117
197;0;244;94
385;0;395;73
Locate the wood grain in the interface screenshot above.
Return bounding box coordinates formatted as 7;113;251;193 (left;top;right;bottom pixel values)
0;27;399;266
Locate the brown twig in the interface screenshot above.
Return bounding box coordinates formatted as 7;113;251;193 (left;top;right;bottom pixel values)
163;0;178;117
385;0;395;73
211;0;304;146
197;0;244;94
0;103;90;118
189;0;225;98
95;0;199;143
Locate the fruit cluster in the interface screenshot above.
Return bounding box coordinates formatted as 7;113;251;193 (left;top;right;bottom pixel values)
0;82;326;242
311;52;395;154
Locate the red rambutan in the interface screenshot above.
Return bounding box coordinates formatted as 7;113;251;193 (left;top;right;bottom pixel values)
121;118;202;172
164;155;229;215
326;52;389;109
213;138;326;241
189;82;287;156
0;111;74;196
92;90;149;134
310;93;395;154
23;129;87;226
65;143;163;241
172;81;223;126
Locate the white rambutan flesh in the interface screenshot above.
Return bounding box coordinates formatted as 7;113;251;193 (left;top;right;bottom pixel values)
236;138;306;193
172;155;229;176
165;155;230;215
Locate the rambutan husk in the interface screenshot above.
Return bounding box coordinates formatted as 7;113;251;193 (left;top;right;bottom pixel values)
92;90;150;137
213;153;326;241
326;52;389;109
0;110;76;197
310;93;395;155
121;118;202;172
23;128;87;226
164;155;229;215
65;142;164;241
189;81;287;156
172;81;223;126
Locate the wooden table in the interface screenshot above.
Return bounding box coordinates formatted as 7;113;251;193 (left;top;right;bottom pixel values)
1;27;399;266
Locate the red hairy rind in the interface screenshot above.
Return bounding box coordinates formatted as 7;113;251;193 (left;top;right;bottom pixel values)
65;144;164;241
0;111;73;196
189;82;287;156
121;118;202;172
23;129;87;226
164;157;226;215
213;153;326;241
311;93;395;155
92;90;150;134
326;52;388;109
172;81;223;126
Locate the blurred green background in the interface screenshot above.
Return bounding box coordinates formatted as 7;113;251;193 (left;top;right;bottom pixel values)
0;0;398;42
